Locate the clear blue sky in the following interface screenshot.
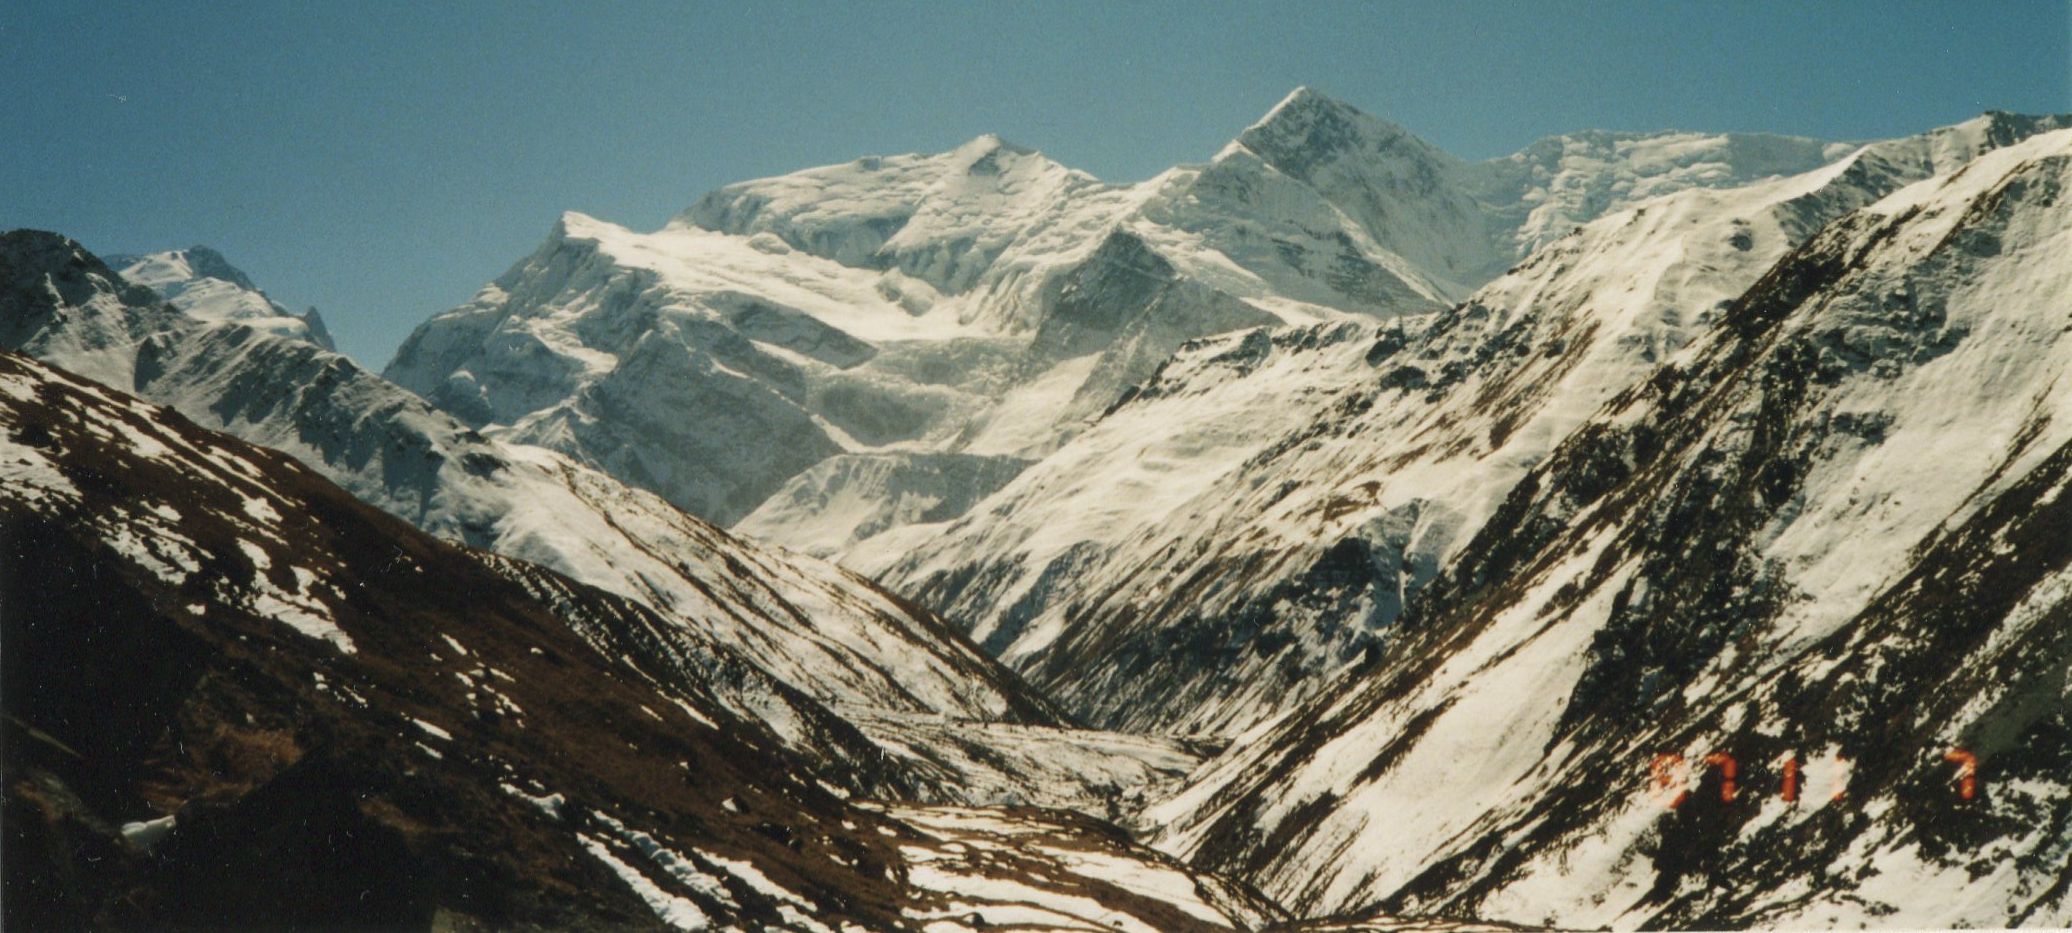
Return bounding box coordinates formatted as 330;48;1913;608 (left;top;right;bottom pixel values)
5;1;2067;367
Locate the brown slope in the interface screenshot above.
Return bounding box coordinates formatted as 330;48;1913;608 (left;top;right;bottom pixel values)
0;351;1281;929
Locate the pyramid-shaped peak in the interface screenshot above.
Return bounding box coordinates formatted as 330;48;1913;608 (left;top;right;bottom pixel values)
1248;87;1397;133
1254;86;1354;123
1235;87;1453;177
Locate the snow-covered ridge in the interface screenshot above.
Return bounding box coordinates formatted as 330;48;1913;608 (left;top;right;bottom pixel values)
1;230;1139;808
387;88;1940;564
680;132;1121;299
1217;86;1509;299
883;111;2069;739
1469;128;1853;257
385;208;1032;526
110;246;333;349
0;348;1283;929
1147;126;2072;929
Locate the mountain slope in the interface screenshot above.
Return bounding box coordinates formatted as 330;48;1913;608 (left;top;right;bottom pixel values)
383;91;1860;556
0;231;1215;812
1465;128;1853;257
1147;126;2072;929
734;450;1034;556
0;350;1283;929
681;133;1129;303
1159;87;1505;308
110;246;334;349
885;111;2068;738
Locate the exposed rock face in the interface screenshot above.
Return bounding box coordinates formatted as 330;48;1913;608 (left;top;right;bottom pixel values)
0;350;1284;930
1146;128;2072;929
370;98;2070;753
887;111;2072;739
3;230;1207;816
16;91;2072;930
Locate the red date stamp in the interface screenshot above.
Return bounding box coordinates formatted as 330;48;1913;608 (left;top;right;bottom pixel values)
1646;747;1979;809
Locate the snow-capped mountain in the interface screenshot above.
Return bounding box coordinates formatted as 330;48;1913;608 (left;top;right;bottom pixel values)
385;89;1865;556
680;132;1129;313
1174;87;1509;307
1466;128;1853;258
885;110;2071;739
0;350;1284;929
19;82;2070;929
0;230;1198;812
108;246;334;350
1146;126;2072;928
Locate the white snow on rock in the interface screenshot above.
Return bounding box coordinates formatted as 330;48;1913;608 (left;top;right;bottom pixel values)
386;89;1885;562
0;351;367;654
6;230;1119;811
884;110;2072;738
869;802;1284;931
578;832;713;931
112;247;334;350
1144;127;2072;929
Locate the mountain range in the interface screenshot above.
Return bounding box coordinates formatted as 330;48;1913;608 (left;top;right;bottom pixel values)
5;88;2068;929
